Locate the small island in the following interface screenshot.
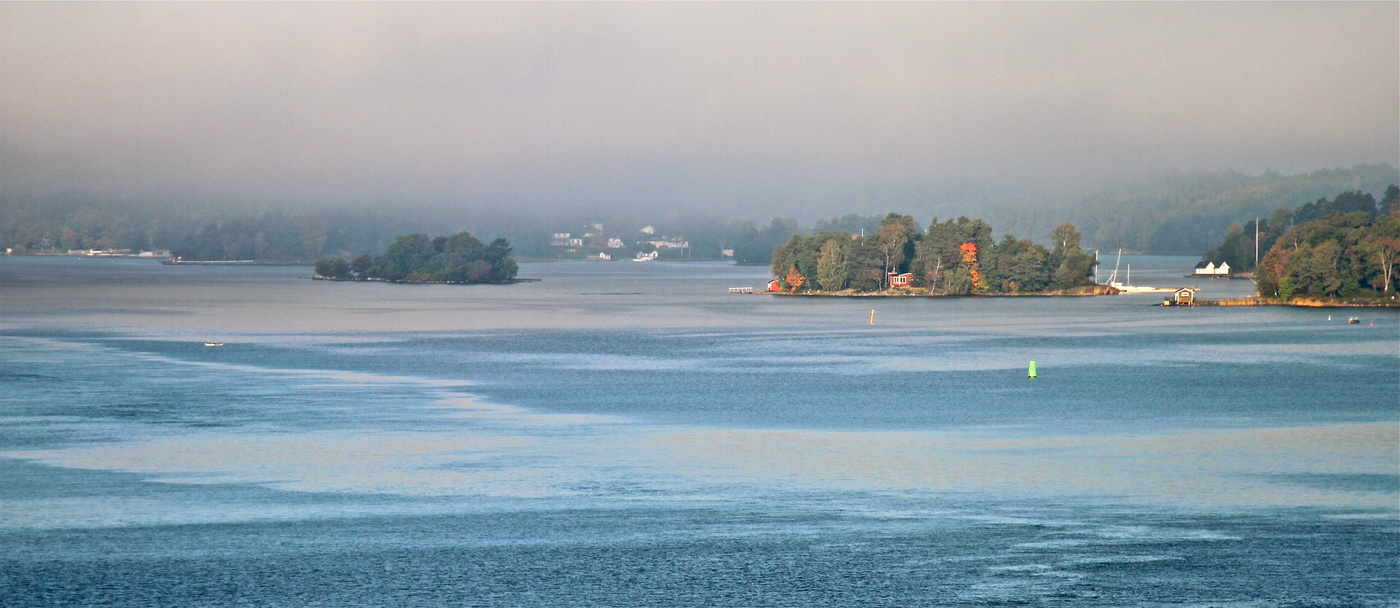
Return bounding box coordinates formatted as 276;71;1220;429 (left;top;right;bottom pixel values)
314;232;519;284
767;213;1104;296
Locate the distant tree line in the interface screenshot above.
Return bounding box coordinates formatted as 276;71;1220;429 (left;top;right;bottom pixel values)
6;164;1394;264
728;218;796;264
166;211;423;262
770;213;1097;294
315;232;518;284
1032;164;1399;255
0;194;416;261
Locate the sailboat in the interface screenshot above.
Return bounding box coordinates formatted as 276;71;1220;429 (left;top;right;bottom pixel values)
1104;249;1172;293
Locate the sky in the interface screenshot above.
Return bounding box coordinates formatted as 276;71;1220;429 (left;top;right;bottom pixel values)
2;2;1397;218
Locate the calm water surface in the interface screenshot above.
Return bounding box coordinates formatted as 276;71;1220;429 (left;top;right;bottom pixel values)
1;256;1396;606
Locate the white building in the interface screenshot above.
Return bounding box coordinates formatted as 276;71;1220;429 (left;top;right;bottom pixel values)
1194;261;1231;276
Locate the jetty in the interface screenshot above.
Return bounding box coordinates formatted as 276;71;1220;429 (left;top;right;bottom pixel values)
162;258;256;265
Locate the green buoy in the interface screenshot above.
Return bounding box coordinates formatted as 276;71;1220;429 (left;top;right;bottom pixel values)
1028;360;1037;379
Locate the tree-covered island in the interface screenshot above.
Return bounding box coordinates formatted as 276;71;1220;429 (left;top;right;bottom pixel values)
769;213;1102;295
1199;185;1399;306
314;232;518;284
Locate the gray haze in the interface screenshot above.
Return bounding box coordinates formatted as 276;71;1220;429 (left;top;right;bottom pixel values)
2;2;1396;218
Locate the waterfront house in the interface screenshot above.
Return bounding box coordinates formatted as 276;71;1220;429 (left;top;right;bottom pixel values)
1194;261;1231;276
1171;288;1195;305
887;272;913;287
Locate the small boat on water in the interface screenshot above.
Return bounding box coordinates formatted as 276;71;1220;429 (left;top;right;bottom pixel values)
1347;317;1360;324
204;342;224;347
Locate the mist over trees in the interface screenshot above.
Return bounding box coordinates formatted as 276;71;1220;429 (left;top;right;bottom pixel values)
3;165;1395;263
729;218;796;265
0;194;419;261
1014;164;1399;254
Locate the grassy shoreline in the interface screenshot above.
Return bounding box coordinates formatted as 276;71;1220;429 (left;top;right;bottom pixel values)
1211;296;1399;308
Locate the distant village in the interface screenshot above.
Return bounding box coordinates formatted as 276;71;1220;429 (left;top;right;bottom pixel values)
545;223;727;262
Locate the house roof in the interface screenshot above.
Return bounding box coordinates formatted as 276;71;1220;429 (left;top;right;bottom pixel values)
1194;261;1211;269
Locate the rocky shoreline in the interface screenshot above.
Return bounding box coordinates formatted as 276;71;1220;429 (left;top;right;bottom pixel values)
763;285;1120;297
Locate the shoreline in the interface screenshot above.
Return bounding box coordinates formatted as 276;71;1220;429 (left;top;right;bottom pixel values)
760;285;1121;298
310;275;539;285
757;287;1399;307
1204;297;1399;308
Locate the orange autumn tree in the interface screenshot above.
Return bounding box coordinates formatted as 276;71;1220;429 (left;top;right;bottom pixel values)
960;242;987;293
785;266;807;292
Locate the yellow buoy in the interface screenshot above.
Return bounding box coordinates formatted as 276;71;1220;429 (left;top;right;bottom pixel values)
1028;360;1037;379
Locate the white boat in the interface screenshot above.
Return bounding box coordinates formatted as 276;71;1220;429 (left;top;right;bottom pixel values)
1104;250;1174;293
204;342;224;347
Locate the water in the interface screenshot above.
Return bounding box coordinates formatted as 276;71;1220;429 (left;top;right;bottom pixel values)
1;255;1396;606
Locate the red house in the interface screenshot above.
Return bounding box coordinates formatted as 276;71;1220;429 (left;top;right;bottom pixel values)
888;272;913;287
767;279;782;292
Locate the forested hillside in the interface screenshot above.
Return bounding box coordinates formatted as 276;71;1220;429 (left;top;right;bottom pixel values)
993;164;1399;254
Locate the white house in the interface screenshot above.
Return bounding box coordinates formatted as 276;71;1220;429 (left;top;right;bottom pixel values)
1194;261;1231;276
